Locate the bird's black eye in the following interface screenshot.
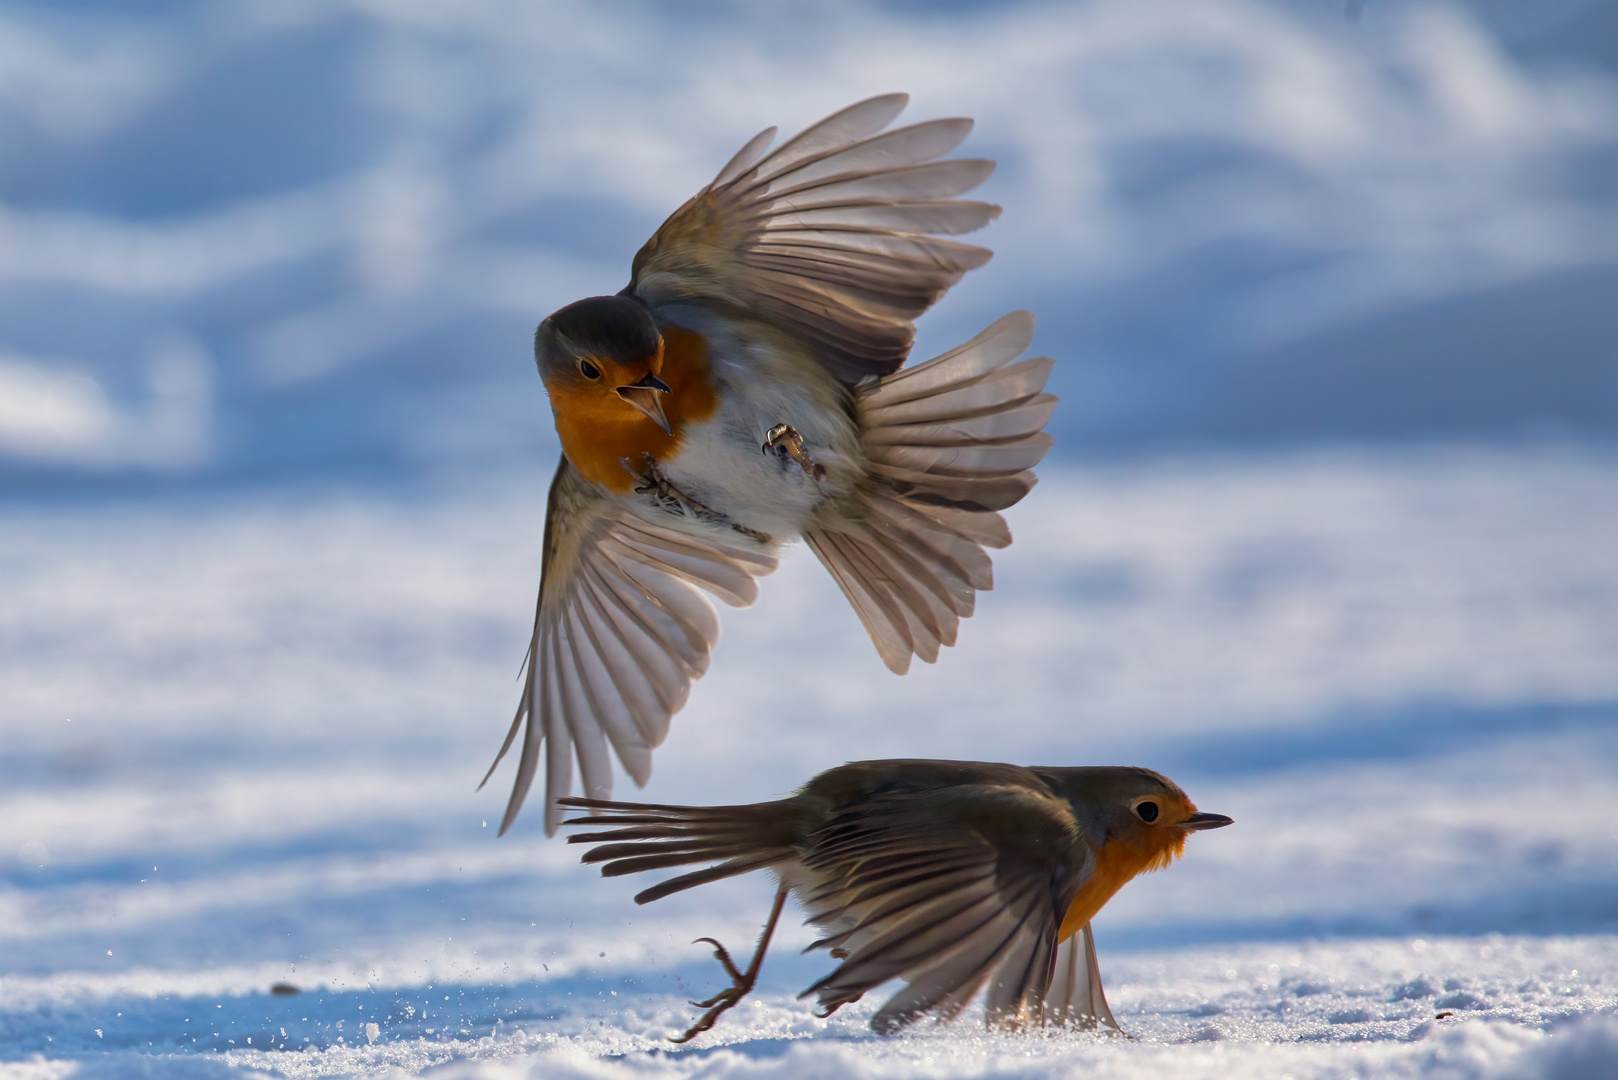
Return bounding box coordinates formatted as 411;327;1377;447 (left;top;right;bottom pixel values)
579;359;601;380
1135;800;1159;823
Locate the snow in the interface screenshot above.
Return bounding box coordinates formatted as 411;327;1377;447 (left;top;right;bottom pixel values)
3;448;1616;1078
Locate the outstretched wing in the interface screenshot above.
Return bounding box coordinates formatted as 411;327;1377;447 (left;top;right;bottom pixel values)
627;93;1001;383
805;311;1056;674
483;458;777;835
796;780;1086;1033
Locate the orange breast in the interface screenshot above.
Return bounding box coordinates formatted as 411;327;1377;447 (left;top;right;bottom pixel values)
1056;832;1184;942
552;324;719;494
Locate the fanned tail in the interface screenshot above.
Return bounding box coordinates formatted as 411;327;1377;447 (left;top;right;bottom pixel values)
806;312;1055;674
560;796;803;904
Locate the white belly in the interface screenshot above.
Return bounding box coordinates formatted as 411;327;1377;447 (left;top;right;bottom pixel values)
648;312;862;547
661;373;858;545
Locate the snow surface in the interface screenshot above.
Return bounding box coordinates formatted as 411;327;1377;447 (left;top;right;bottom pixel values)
3;447;1616;1078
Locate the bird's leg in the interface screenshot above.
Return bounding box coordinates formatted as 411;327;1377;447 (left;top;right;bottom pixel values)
761;424;826;480
670;885;789;1043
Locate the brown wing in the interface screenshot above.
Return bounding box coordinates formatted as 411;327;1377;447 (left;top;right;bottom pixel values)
795;777;1088;1032
482;458;777;835
626;93;1001;383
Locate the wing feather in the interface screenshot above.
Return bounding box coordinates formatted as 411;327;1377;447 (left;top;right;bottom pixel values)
803;530;915;674
579;561;693;714
711;125;778;187
741;93;910;177
794;781;1084;1032
628;95;999;382
601;551;717;671
1037;923;1123;1032
562;606;651;789
572;583;666;749
768;159;995;204
868;875;1049;1032
554;627;614;805
862;311;1036;406
741;114;970;193
541;643;573;833
486;459;777;835
802;313;1053;672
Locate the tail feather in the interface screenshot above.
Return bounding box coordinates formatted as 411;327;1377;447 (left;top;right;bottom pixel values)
808;311;1054;674
558;796;802;903
634;856;792;904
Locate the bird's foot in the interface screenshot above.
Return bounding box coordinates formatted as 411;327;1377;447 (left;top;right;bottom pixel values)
762;424;826;480
670;937;755;1043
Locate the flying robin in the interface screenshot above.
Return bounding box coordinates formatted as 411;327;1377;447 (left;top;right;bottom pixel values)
483;95;1057;833
561;759;1232;1040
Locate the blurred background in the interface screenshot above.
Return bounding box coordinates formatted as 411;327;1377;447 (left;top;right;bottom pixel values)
1;0;1615;1072
2;0;1615;486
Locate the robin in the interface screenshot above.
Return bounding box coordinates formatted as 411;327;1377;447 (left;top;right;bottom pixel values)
483;95;1057;834
561;759;1232;1040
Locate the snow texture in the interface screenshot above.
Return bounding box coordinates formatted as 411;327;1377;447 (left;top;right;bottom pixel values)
3;449;1616;1078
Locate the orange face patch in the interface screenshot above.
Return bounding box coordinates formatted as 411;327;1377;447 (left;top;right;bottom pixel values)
550;323;718;493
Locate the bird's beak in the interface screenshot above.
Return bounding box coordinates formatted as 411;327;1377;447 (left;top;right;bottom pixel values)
1180;812;1233;831
616;372;673;435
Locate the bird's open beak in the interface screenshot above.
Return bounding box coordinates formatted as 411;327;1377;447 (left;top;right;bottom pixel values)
616;373;673;435
1180;812;1233;831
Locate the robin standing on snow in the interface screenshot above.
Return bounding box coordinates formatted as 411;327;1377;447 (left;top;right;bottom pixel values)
484;96;1058;833
561;759;1233;1040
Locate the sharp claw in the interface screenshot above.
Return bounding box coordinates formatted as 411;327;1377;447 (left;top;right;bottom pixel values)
671;890;787;1043
671;991;739;1043
693;936;745;982
669;1016;716;1044
759;423;825;480
671;939;751;1042
689;990;732;1009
